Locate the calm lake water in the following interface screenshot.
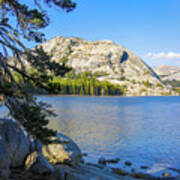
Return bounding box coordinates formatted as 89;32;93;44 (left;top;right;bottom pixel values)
1;96;180;177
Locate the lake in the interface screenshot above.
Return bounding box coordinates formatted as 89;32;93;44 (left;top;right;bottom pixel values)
1;96;180;177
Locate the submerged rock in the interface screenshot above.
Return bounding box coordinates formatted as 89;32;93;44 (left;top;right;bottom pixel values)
42;132;82;166
98;157;120;166
98;157;107;165
132;172;150;179
125;161;132;166
112;168;129;176
140;166;148;169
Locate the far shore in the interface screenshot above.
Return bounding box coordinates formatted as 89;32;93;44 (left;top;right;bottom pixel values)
35;94;179;97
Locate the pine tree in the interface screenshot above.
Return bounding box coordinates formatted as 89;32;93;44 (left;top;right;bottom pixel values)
0;0;76;143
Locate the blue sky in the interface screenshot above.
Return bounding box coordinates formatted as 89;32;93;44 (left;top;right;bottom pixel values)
25;0;180;67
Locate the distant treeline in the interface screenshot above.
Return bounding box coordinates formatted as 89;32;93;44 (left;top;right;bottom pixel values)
163;80;180;88
48;72;126;95
163;80;180;95
13;71;126;96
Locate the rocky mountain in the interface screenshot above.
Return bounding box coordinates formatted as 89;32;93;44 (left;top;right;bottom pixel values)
38;36;178;96
153;65;180;81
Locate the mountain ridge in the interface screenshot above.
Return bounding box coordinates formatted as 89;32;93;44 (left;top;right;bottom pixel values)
153;65;180;81
38;36;178;96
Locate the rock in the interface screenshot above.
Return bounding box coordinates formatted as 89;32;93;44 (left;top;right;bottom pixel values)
112;168;129;176
176;176;180;180
65;172;88;180
35;35;176;96
42;132;82;166
52;165;90;180
0;118;30;167
30;139;42;153
131;168;135;173
25;151;54;175
50;166;65;180
132;172;151;179
154;65;180;81
0;144;11;180
106;158;120;164
162;172;171;177
125;161;132;166
98;157;107;165
98;157;120;165
82;152;88;157
140;165;148;169
57;163;136;180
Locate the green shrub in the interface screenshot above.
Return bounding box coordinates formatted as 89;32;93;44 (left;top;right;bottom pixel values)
175;88;180;95
131;80;136;84
156;83;163;88
144;70;151;75
144;80;151;88
139;88;146;93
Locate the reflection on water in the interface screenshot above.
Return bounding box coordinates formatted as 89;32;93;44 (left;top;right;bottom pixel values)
37;96;180;176
1;96;180;176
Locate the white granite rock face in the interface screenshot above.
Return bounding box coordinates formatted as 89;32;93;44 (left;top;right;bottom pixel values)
39;36;177;96
153;65;180;81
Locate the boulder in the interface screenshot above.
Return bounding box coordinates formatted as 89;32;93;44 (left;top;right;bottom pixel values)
30;139;42;153
0;144;11;180
42;132;82;166
25;151;54;175
0;118;30;167
51;165;92;180
51;163;135;180
50;166;65;180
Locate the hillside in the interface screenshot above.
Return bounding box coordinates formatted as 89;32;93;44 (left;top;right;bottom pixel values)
38;36;177;96
153;65;180;82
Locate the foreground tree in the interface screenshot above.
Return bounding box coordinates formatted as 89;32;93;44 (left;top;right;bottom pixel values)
0;0;76;143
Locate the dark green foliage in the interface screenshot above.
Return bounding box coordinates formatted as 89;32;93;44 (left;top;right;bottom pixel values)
163;80;180;95
48;72;126;96
175;88;180;95
131;80;136;84
61;56;69;65
0;0;76;142
144;80;151;88
9;97;57;143
156;83;163;88
144;70;151;75
163;80;180;88
13;70;126;96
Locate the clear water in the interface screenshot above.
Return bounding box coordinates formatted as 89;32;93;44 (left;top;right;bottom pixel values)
1;96;180;177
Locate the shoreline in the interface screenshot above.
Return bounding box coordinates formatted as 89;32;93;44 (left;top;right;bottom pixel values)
36;94;180;97
1;118;179;179
10;161;179;180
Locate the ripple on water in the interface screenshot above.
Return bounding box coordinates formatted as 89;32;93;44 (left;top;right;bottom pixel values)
1;96;180;177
